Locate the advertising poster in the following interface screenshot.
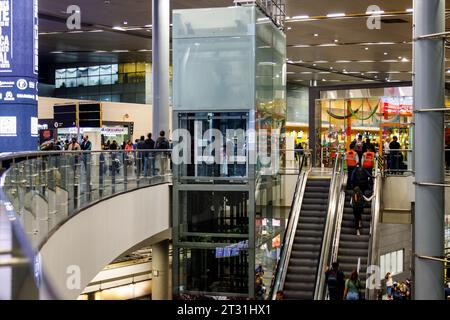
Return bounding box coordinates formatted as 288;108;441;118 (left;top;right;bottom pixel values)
0;0;38;151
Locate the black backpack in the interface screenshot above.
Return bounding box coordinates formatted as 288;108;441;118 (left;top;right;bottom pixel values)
327;270;338;289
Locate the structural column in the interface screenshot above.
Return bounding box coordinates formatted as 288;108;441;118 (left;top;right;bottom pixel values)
152;239;169;300
0;0;39;152
152;0;170;136
413;0;445;300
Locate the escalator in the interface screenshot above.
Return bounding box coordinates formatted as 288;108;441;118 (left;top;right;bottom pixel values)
283;178;331;299
336;190;372;290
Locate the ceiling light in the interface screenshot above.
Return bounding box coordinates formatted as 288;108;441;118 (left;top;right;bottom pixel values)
334;39;339;43
398;56;402;59
447;69;450;74
330;67;333;70
361;73;365;75
384;52;388;55
113;26;126;31
50;51;64;54
123;21;128;25
313;63;317;66
322;79;327;82
401;57;409;62
145;24;152;28
406;8;413;13
374;75;378;78
313;33;319;37
327;13;346;18
365;47;369;50
287;27;292;30
293;15;310;19
257;17;270;22
94;50;107;53
112;50;129;53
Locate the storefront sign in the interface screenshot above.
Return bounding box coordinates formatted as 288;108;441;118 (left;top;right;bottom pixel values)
381;97;413;117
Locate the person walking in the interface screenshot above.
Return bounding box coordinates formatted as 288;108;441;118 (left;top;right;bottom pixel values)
361;146;375;176
351;164;373;194
325;262;345;300
344;270;362;300
354;134;365;165
350;186;374;236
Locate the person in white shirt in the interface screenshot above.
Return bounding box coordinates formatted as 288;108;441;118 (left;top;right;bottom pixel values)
384;138;391;170
385;272;393;300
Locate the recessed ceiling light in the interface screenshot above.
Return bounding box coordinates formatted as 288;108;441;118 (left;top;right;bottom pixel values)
334;39;339;43
293;15;310;19
322;79;327;81
330;67;333;70
327;13;346;18
314;33;319;37
123;21;128;25
406;8;413;13
365;47;369;50
313;63;317;66
287;27;292;30
401;57;409;62
398;56;402;59
361;73;365;75
374;75;378;78
384;52;388;55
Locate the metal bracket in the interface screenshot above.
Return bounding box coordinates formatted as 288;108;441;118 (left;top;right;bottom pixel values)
415;254;447;263
414;108;450;113
414;181;450;187
414;31;450;41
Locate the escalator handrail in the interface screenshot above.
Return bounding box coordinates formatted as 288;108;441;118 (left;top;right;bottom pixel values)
270;154;311;299
365;164;382;299
314;153;345;300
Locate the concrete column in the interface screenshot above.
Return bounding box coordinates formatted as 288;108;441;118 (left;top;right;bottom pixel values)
413;0;445;300
152;0;171;136
152;240;169;300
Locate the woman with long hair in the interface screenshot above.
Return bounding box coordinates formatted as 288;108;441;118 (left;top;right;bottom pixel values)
344;270;362;300
350;186;374;235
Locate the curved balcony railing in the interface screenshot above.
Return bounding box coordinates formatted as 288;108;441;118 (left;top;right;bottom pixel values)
0;150;172;299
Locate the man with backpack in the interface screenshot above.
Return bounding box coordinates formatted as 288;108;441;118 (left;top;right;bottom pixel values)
155;130;170;175
351;164;373;194
325;262;345;300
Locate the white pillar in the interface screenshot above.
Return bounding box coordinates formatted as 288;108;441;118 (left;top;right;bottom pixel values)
152;240;169;300
152;0;171;137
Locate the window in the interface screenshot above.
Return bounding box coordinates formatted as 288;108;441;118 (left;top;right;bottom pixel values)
380;249;404;277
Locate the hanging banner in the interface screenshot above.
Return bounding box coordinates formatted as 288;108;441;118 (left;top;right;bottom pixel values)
0;0;38;152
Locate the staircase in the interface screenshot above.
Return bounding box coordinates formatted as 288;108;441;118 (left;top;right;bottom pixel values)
284;178;330;300
337;190;372;293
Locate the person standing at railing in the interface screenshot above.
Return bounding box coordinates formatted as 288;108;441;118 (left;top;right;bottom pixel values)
389;136;401;173
155;130;170;175
144;133;156;176
384;138;391;170
345;144;359;190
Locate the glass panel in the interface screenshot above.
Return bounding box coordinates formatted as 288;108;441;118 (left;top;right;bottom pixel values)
177;248;249;295
88;66;100;77
100;75;112;85
178;191;249;238
391;251;397;275
397;250;403;274
77;67;89;77
173;36;254;111
100;65;112;75
55;69;66;79
88;76;100;86
66;68;77;78
77;77;88;87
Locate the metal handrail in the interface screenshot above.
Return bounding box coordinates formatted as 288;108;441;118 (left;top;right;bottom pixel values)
366;165;382;300
270;153;311;299
314;153;345;300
